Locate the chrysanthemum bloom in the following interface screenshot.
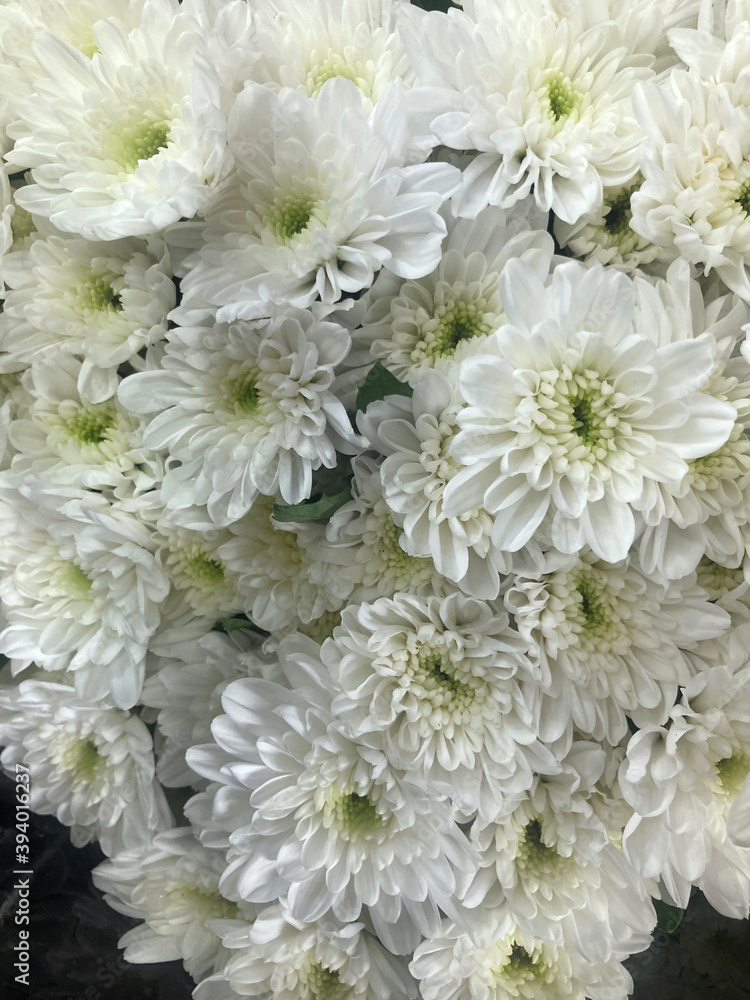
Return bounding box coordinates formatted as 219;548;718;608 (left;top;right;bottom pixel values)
194;904;418;1000
309;455;446;606
0;0;148;156
346;204;552;387
249;0;415;116
358;372;510;599
142;629;282;788
505;549;730;747
218;496;344;632
410;908;635;1000
631;262;750;579
0;495;169;708
554;175;662;273
118;310;360;527
463;742;655;964
5;0;230;240
172;77;459;324
93;828;256;980
630;69;750;301
620;660;750;916
441;260;736;563
326;592;556;820
399;0;648;222
0;229;174;400
187;635;480;955
0;678;172;855
1;353;162;499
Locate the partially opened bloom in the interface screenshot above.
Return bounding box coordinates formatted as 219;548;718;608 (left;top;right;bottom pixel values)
93;827;256;980
327;592;555;820
187;635;480;955
400;0;648;222
173;77;458;323
505;549;730;746
0;678;172;855
358;372;510;599
6;0;230;239
194;903;418;1000
620;659;750;915
0;494;169;708
118;310;360;527
442;260;736;563
0;229;174;399
410;908;635;1000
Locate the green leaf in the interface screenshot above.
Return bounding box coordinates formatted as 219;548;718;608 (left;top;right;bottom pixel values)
653;899;684;934
273;483;352;523
215;616;269;637
355;361;413;414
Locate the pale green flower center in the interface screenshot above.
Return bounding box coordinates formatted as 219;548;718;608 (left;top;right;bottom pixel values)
493;940;557;993
332;790;386;841
299;610;342;645
377;513;432;578
569;389;606;448
80;275;122;314
184;552;226;589
424;298;493;359
534;366;622;469
736;180;750;216
224;371;261;416
687;423;750;488
308;59;360;96
544;70;579;123
167;885;238;922
603;183;639;239
515;819;572;882
11;203;35;243
67;406;116;446
304;961;351;1000
716;752;750;800
266;192;319;242
696;556;745;601
61;738;102;782
55;560;94;598
107;115;172;172
418;649;474;704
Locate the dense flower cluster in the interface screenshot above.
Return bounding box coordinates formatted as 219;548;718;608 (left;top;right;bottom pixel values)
1;1;750;998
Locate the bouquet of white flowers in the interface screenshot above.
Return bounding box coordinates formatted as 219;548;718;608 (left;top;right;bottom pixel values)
1;0;750;997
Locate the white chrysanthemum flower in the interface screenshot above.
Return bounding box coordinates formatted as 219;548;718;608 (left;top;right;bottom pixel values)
0;678;172;855
118;310;360;527
142;629;282;788
326;592;555;820
505;550;730;746
400;0;648;222
554;175;662;273
630;70;750;301
0;229;174;399
464;742;655;964
250;0;415;114
631;262;750;578
620;659;750;915
358;372;509;599
6;0;230;239
308;455;446;605
345;204;552;387
0;495;169;708
1;352;162;498
218;496;344;632
410;909;634;1000
93;828;256;980
442;260;736;563
172;78;459;324
187;635;480;955
0;0;148;156
194;904;418;1000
